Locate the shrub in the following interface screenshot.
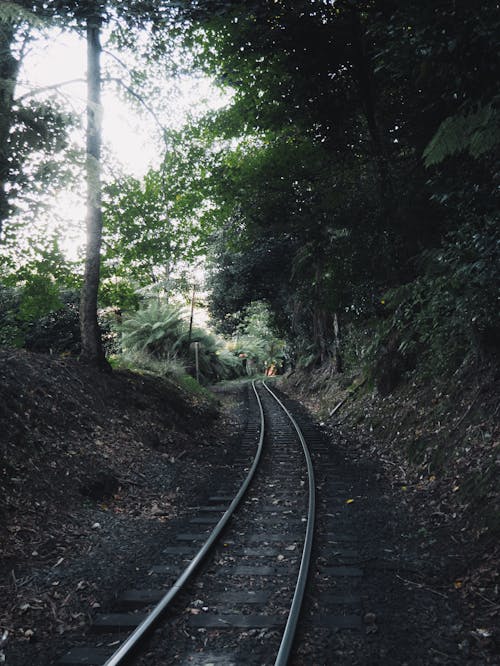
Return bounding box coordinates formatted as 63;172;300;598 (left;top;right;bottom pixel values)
119;300;244;384
380;218;500;376
0;285;117;357
24;290;81;354
0;285;24;347
120;301;186;359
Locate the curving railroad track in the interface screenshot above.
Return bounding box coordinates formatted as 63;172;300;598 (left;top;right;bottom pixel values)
59;380;364;666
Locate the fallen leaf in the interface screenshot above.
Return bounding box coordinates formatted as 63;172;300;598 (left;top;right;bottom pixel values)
470;628;492;647
346;499;354;504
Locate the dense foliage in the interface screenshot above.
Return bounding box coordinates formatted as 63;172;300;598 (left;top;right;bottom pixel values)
0;0;498;385
119;299;243;384
171;0;500;376
226;301;286;375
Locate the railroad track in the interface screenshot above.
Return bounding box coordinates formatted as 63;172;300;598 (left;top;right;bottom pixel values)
59;380;365;666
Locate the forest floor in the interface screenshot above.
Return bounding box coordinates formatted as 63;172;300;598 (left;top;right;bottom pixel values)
0;349;498;664
0;349;242;665
281;359;499;663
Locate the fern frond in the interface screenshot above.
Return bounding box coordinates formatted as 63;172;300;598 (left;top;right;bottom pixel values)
0;2;45;27
424;100;500;167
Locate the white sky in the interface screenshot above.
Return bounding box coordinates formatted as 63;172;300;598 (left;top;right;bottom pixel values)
16;29;230;259
20;31;157;176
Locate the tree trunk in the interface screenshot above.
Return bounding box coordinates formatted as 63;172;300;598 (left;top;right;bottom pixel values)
333;311;343;373
80;13;108;369
0;20;20;236
313;306;328;365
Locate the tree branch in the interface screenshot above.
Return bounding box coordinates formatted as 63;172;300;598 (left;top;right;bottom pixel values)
104;75;165;136
102;48;131;73
16;78;86;102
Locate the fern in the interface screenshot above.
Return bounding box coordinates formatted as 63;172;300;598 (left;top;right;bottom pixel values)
120;302;185;358
119;300;243;383
424;100;499;166
0;2;46;27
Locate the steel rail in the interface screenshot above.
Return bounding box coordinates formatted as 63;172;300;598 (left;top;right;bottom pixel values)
261;381;316;666
103;380;266;666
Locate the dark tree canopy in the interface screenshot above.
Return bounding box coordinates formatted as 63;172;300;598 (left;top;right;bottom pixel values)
172;0;499;367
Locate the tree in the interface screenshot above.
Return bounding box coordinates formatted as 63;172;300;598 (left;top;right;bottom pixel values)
0;5;22;231
4;0;498;374
0;2;76;237
100;141;215;310
79;5;106;366
35;1;172;367
231;301;285;375
177;0;500;372
68;0;182;368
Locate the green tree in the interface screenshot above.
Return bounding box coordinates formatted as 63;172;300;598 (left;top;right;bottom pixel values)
231;301;285;375
100;147;215;311
182;0;500;372
1;2;181;368
0;235;81;349
0;2;78;236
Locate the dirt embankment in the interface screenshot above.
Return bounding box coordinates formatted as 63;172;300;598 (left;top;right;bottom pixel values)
281;360;500;654
0;349;232;662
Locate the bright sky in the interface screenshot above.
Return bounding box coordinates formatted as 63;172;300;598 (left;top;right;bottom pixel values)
20;31;156;177
16;29;230;259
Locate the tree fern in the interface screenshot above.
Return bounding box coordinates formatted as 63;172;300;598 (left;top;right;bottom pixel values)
119;300;243;383
424;99;499;166
0;2;45;26
120;301;185;358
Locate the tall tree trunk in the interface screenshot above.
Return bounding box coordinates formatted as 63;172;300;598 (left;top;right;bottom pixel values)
80;12;108;369
0;20;20;237
333;311;343;373
313;306;328;364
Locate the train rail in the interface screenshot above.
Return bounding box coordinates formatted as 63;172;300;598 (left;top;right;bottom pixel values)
58;380;317;665
262;382;315;666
